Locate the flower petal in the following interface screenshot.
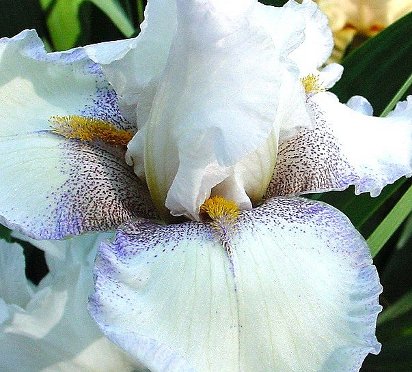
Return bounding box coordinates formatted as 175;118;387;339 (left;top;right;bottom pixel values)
346;95;374;116
266;93;412;198
85;0;177;126
126;0;299;219
213;130;278;209
11;230;114;273
286;0;334;74
0;233;136;371
0;240;33;309
0;30;156;239
90;197;381;371
0;299;9;325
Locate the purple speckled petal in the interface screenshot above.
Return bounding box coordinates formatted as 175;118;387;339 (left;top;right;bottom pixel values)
0;30;156;239
266;93;412;198
90;197;381;371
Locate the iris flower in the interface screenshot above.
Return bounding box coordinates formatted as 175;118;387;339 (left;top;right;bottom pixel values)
316;0;412;60
0;234;135;371
0;0;411;370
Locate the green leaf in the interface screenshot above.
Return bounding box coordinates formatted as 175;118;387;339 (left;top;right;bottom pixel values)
0;224;11;241
378;290;412;326
136;0;145;25
42;0;135;50
89;0;135;37
367;183;412;257
332;12;412;115
313;179;407;234
379;226;412;304
364;307;412;370
377;309;412;344
396;214;412;250
42;0;82;50
362;334;412;371
381;73;412;117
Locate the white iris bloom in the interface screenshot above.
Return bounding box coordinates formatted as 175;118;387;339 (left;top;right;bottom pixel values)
0;0;411;370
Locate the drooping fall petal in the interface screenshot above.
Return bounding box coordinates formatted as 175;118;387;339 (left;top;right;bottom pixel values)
0;30;156;239
0;234;137;371
0;240;33;313
267;93;412;198
90;197;381;371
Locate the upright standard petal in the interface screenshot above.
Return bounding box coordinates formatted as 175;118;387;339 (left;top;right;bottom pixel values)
126;0;300;220
267;93;412;198
85;0;178;126
0;234;136;372
286;0;334;75
90;197;381;371
0;30;156;239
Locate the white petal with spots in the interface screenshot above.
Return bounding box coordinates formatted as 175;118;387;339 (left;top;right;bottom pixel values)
0;30;156;239
267;93;412;197
90;197;381;371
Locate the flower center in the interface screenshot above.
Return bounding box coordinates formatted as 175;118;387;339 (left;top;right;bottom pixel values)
200;196;239;222
200;196;239;254
301;74;325;95
50;115;133;146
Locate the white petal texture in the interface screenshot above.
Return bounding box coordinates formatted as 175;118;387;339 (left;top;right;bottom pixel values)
124;0;315;220
84;0;178;126
90;197;381;371
0;30;156;239
267;93;412;198
0;234;136;372
0;240;33;313
286;0;333;74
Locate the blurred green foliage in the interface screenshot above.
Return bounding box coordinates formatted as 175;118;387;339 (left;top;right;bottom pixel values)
40;0;136;50
0;1;411;370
